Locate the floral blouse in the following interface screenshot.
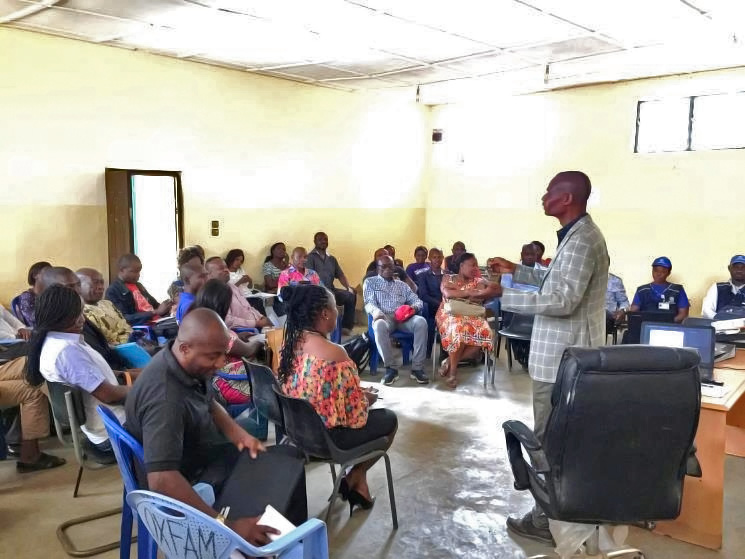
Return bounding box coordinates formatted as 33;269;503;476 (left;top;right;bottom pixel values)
283;353;368;429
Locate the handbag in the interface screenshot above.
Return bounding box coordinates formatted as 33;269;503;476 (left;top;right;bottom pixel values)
444;298;486;317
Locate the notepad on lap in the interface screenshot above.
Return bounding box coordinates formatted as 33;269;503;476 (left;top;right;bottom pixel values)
258;504;296;541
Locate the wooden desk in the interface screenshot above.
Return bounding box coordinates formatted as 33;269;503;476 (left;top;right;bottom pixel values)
654;364;745;549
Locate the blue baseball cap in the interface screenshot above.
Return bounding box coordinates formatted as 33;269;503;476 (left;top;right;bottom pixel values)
731;255;745;265
652;256;672;269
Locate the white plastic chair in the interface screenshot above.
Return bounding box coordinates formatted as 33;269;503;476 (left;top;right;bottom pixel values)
126;490;329;559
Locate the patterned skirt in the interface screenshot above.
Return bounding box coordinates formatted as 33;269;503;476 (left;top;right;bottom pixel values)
435;304;493;353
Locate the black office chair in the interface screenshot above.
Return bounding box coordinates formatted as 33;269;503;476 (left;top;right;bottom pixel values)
243;360;286;443
497;312;534;371
273;387;398;529
502;345;702;558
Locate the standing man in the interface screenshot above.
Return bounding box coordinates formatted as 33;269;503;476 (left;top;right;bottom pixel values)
490;171;609;544
306;232;357;335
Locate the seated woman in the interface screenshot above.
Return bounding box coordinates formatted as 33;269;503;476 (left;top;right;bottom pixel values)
436;252;499;388
225;248;253;298
628;256;690;323
278;247;322;290
26;285;132;463
279;284;397;514
405;246;430;282
15;261;51;326
187;279;263;412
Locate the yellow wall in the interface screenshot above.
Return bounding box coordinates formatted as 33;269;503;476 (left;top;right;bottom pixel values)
428;68;745;312
0;28;430;303
4;25;745;314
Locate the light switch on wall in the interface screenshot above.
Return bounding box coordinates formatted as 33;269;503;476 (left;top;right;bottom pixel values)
210;219;220;237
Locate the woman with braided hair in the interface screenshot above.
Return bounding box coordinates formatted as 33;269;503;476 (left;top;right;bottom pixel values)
279;283;397;516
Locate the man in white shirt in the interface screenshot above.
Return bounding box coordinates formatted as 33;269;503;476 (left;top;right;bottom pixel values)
0;304;31;341
702;255;745;320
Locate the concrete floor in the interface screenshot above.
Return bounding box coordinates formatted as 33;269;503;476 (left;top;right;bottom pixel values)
3;352;745;559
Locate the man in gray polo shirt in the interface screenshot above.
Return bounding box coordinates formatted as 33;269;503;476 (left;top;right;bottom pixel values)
125;308;307;545
306;232;357;334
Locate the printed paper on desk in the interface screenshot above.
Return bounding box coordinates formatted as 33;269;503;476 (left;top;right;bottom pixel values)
648;329;685;348
258;504;296;541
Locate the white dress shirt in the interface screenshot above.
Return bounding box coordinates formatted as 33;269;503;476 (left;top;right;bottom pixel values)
702;281;745;319
40;331;125;444
0;304;25;339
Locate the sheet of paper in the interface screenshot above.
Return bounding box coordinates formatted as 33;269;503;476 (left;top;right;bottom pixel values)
648;329;685;348
258;504;296;542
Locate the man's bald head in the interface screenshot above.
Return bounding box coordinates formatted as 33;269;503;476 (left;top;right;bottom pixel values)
548;171;591;205
40;266;81;294
376;255;395;280
173;308;231;378
542;170;592;223
76;267;104;304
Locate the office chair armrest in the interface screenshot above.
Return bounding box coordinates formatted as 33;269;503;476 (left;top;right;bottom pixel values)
502;420;550;492
686;443;702;478
503;420;541;451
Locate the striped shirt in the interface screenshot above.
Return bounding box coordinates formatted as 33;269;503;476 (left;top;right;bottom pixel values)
363;275;423;316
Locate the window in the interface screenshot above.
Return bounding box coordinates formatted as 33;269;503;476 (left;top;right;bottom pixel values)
635;98;691;153
634;92;745;153
691;92;745;151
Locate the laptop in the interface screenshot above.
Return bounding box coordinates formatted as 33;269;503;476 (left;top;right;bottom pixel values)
623;310;676;345
641;322;716;381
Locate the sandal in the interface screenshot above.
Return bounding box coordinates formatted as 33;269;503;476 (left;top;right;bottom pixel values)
438;359;450;378
16;452;66;473
445;374;458;389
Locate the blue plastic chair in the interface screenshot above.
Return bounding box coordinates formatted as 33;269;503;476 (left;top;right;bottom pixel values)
97;405;216;559
98;405;156;559
113;342;152;368
127;490;329;559
367;314;413;374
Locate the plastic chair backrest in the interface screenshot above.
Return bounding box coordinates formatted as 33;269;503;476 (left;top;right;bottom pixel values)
47;381;87;462
273;387;332;460
113;342;152;368
97;405;145;495
127;490;328;559
245;361;284;426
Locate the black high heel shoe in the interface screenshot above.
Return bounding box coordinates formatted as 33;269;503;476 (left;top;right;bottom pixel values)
338;477;350;501
348;489;375;516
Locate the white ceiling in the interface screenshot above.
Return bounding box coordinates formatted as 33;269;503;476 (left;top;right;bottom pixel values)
2;0;745;103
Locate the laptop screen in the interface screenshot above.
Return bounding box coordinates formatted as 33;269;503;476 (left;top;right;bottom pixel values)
641;322;715;370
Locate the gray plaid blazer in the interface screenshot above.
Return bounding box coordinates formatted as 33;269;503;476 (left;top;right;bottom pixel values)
501;214;609;383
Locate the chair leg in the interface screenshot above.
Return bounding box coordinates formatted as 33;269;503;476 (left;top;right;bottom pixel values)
383;453;398;529
328;463;337;486
73;466;84;498
507;340;513;371
496;333;502;358
325;463;344;521
57;507;134;558
120;489;134;559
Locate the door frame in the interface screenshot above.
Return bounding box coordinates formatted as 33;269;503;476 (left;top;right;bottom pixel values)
104;168;184;283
